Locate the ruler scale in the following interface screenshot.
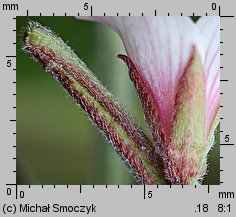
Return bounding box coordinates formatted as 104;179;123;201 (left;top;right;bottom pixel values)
0;0;235;216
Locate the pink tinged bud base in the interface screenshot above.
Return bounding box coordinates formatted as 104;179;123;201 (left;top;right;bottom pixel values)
159;47;206;184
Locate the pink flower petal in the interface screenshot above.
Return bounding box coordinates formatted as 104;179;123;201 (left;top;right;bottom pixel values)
196;16;220;137
77;17;204;142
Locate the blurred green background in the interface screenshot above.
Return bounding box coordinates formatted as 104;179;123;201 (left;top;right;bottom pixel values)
16;17;219;185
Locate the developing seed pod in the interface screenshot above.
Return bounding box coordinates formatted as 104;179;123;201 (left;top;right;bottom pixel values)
24;21;167;185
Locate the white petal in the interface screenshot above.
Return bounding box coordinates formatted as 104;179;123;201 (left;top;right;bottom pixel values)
197;16;220;135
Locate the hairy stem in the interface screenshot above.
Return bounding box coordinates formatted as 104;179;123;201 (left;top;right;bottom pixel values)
23;21;167;184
